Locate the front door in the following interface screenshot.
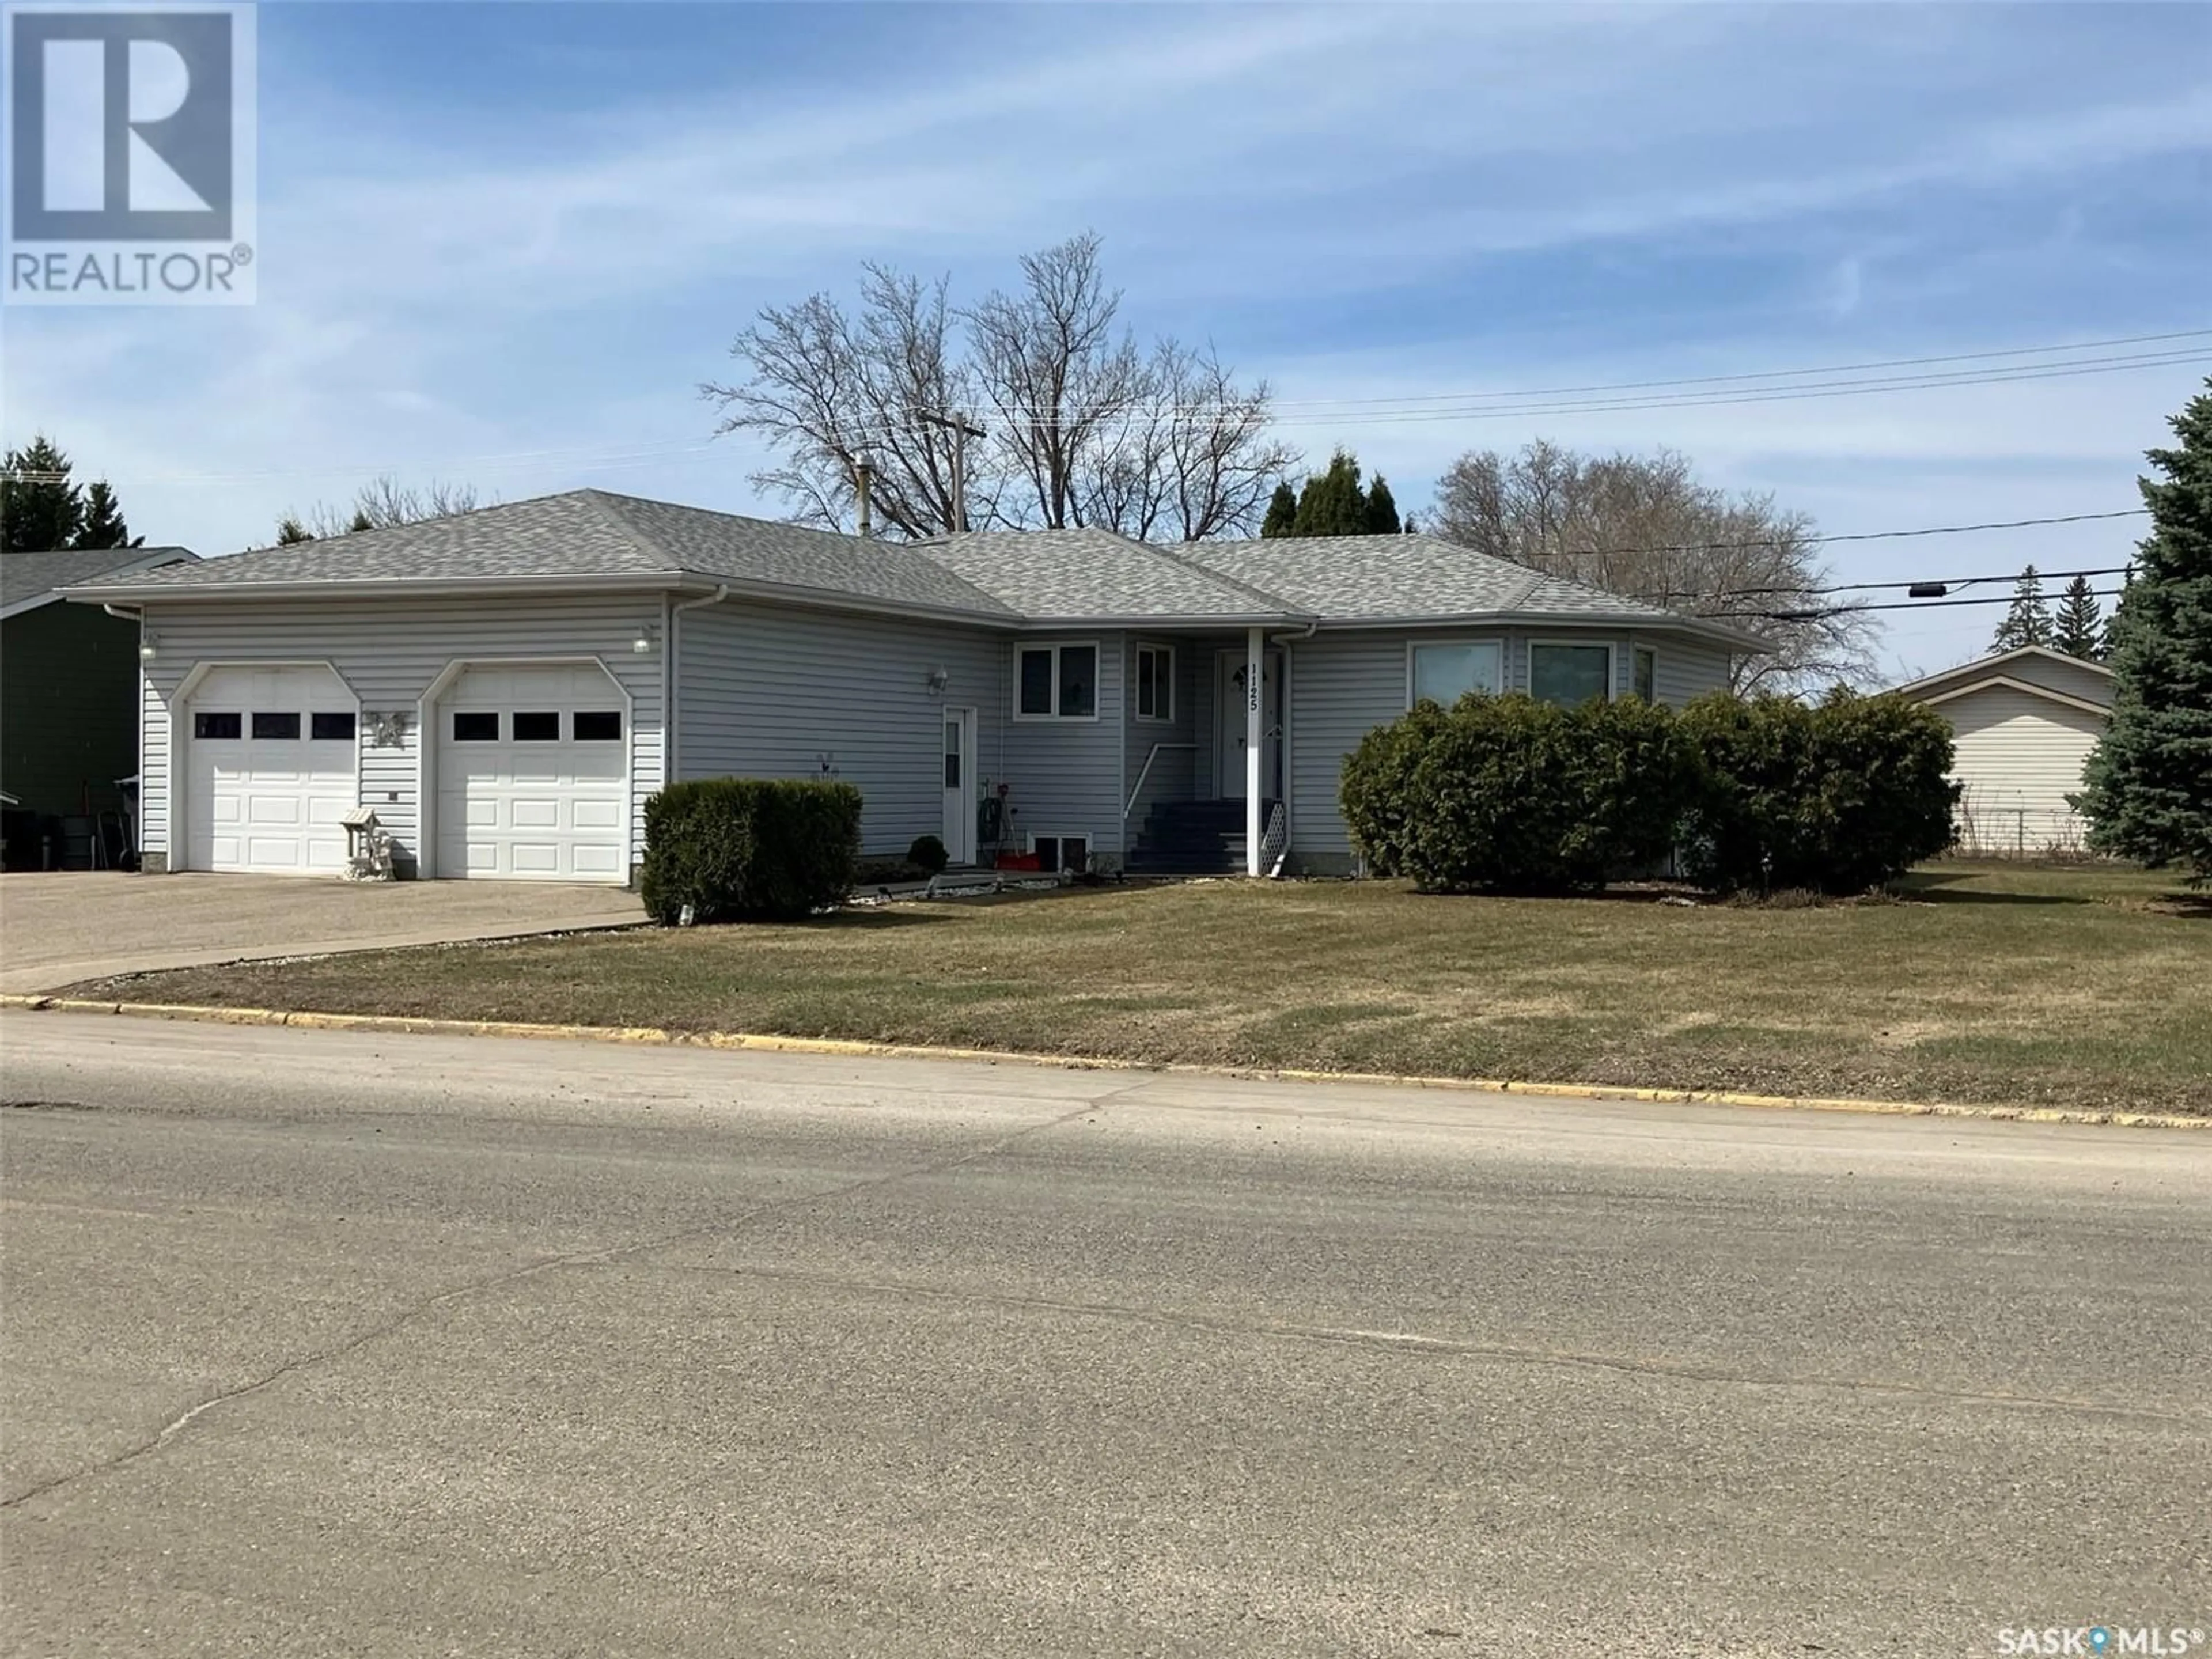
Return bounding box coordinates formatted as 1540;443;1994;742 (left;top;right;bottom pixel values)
941;706;975;864
1215;650;1281;800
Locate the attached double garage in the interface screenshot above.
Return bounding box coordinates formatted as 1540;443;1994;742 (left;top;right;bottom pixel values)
141;598;666;883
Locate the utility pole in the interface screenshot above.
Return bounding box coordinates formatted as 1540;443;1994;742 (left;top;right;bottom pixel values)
918;410;987;535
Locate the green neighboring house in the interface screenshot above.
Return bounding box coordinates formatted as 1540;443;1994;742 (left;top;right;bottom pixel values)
2;546;196;829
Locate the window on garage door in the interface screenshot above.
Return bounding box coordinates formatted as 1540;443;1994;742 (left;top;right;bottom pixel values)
183;664;359;876
432;663;630;883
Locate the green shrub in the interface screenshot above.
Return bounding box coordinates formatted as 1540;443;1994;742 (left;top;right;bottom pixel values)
639;778;862;924
906;834;950;874
1679;690;1956;893
1340;693;1701;892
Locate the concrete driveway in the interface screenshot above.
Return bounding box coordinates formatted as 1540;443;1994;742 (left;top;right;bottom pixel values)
0;871;644;993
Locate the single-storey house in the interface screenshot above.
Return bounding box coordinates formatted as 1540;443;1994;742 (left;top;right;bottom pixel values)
2;544;198;862
1896;644;2115;857
60;490;1768;882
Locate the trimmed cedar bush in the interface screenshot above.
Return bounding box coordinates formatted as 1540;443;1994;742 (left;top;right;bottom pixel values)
906;834;951;874
639;778;862;924
1677;689;1957;893
1340;692;1702;892
1343;687;1956;896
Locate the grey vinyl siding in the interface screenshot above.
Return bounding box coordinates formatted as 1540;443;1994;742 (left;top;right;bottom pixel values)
137;595;666;872
1287;627;1738;864
1286;632;1407;862
1003;633;1126;862
1121;637;1200;828
1650;639;1733;704
675;599;1006;855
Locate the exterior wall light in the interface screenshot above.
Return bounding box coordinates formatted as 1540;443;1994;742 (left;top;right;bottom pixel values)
139;639;158;662
631;630;654;655
925;666;950;696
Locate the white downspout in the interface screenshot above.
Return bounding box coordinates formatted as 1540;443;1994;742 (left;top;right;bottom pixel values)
665;584;728;781
1263;622;1316;877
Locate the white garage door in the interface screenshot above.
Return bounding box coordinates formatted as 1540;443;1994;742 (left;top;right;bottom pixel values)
184;665;358;874
434;664;629;882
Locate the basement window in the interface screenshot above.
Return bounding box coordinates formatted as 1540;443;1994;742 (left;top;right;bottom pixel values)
1031;832;1090;873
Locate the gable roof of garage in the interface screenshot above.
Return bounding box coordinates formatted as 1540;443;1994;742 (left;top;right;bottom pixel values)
61;493;1017;620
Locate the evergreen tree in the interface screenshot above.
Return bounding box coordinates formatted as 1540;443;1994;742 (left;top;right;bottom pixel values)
275;514;313;546
2078;381;2212;882
347;507;376;533
1990;565;2054;652
75;480;139;550
1260;481;1298;538
1;435;85;553
2052;574;2104;660
1363;475;1402;536
1292;449;1369;536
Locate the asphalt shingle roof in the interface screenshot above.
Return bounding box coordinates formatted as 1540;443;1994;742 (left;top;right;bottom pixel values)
2;545;195;611
916;528;1296;620
77;491;1017;616
1180;534;1688;623
52;492;1762;648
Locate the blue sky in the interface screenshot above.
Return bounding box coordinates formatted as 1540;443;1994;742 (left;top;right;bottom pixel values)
3;1;2207;678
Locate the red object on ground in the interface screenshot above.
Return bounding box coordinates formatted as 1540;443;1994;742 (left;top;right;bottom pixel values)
995;852;1042;871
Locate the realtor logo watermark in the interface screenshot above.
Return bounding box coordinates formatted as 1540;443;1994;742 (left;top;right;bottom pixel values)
3;2;256;304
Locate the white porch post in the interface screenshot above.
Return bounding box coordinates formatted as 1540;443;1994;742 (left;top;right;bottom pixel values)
1245;625;1263;876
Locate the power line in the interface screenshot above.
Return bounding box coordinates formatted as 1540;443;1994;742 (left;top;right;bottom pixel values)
1260;350;2211;428
1514;508;2146;565
1745;586;2127;622
1638;563;2134;605
1240;329;2212;408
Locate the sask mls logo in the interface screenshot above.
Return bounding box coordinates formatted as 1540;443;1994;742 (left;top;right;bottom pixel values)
3;2;256;304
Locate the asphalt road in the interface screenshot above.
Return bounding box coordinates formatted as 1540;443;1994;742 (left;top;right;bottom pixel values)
3;1013;2207;1658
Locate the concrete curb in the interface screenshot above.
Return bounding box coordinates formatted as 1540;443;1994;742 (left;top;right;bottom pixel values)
3;992;2204;1131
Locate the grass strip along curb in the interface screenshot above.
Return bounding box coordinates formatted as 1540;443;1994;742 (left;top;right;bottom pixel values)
5;992;2203;1132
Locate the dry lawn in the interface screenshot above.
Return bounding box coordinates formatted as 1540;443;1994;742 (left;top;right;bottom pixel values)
69;861;2212;1115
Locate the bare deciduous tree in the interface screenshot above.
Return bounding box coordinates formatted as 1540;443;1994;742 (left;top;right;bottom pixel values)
702;234;1293;541
1078;340;1297;541
280;475;487;543
964;233;1147;531
702;267;976;537
1429;444;1876;691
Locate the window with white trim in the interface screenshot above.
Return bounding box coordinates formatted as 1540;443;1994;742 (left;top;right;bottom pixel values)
1529;643;1613;707
1014;643;1099;719
1408;640;1502;708
1633;646;1657;703
1134;644;1175;722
